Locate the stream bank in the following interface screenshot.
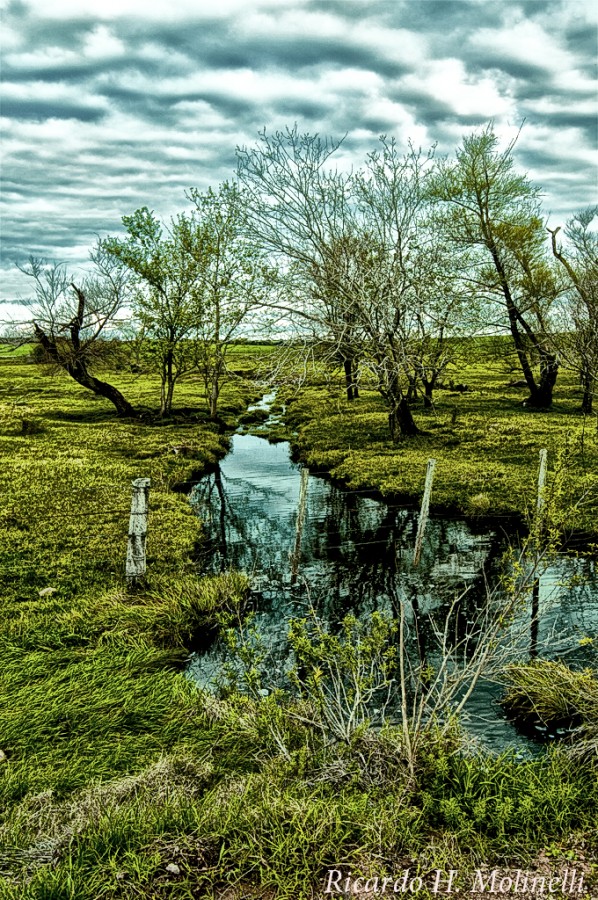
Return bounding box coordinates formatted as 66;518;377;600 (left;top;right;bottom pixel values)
186;393;598;754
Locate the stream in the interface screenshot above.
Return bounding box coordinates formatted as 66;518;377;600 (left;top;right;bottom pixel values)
186;397;598;755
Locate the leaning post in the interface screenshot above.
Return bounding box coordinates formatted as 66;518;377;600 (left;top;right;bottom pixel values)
126;477;150;586
536;448;548;517
290;467;310;585
413;459;436;568
530;449;548;657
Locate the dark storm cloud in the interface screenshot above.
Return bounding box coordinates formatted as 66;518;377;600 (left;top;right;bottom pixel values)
1;0;596;309
0;97;106;122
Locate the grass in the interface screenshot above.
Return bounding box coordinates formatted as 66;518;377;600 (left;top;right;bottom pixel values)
0;356;257;811
280;338;598;542
1;344;597;898
502;660;598;761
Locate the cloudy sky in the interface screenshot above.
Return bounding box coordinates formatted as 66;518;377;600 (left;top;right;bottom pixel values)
1;0;596;313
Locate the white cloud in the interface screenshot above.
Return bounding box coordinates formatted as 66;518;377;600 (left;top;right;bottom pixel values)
470;17;572;73
1;0;596;304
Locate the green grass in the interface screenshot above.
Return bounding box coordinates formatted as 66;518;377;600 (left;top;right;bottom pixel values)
281;339;598;541
1;346;597;898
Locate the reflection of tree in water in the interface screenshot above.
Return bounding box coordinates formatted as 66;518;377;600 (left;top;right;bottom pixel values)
188;438;598;751
191;464;297;575
192;461;502;669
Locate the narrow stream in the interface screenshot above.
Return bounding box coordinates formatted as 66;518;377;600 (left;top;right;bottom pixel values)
187;399;598;755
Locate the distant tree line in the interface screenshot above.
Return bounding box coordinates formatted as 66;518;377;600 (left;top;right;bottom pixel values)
14;123;597;432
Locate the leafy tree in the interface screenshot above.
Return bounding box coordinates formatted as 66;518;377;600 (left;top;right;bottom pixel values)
549;207;598;414
431;126;559;408
17;249;136;417
102;208;207;416
187;182;272;419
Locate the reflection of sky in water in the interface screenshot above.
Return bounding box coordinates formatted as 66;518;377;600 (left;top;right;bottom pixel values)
188;433;598;754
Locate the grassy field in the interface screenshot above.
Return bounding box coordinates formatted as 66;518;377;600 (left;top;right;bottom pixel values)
281;338;598;543
0;346;597;898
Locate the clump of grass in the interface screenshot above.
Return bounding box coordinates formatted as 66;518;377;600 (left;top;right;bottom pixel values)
466;492;492;515
238;407;269;425
148;572;250;647
502;660;598;759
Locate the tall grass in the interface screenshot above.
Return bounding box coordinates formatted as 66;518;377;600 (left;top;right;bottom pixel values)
1;347;597;898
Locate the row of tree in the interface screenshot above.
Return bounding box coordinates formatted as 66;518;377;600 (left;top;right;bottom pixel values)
15;123;598;434
19;182;270;418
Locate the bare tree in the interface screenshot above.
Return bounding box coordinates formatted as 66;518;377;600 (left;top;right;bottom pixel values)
238;128;466;439
16;249;136;417
350;139;449;436
237;127;366;404
549;207;598;414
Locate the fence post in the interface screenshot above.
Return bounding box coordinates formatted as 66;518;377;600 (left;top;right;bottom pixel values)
126;477;150;585
290;467;310;585
413;459;436;568
530;449;548;658
536;448;548;516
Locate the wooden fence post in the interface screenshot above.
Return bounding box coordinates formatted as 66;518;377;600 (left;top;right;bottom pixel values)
126;477;150;585
413;459;436;568
290;467;310;585
536;448;548;516
531;449;548;658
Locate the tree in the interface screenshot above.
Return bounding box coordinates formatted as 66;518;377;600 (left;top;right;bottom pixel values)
352;138;463;432
17;250;136;417
187;182;272;419
237;127;365;405
238;128;456;439
549;207;598;414
102;208;207;417
431;126;559;408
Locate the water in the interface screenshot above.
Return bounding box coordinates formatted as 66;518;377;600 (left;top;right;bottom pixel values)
187;422;598;754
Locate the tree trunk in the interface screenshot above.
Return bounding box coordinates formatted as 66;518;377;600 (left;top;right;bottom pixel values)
343;357;359;401
406;374;418;404
209;379;220;419
33;323;136;417
343;358;354;401
422;377;436;409
525;351;558;408
581;370;594;414
389;397;419;440
487;239;559;407
159;347;176;416
71;366;137;417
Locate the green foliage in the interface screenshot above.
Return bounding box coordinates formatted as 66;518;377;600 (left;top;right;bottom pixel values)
102;207;208;415
287;610;398;743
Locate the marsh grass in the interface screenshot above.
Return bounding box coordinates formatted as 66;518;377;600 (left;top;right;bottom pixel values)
1;346;597;898
281;338;598;539
502;660;598;761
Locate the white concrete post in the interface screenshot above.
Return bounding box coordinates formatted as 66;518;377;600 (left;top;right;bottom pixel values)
126;477;150;585
531;450;548;657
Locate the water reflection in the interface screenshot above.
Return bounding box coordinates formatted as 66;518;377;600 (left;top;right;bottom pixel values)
188;433;598;752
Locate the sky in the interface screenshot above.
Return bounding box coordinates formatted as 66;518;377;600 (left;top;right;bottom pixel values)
1;0;597;317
